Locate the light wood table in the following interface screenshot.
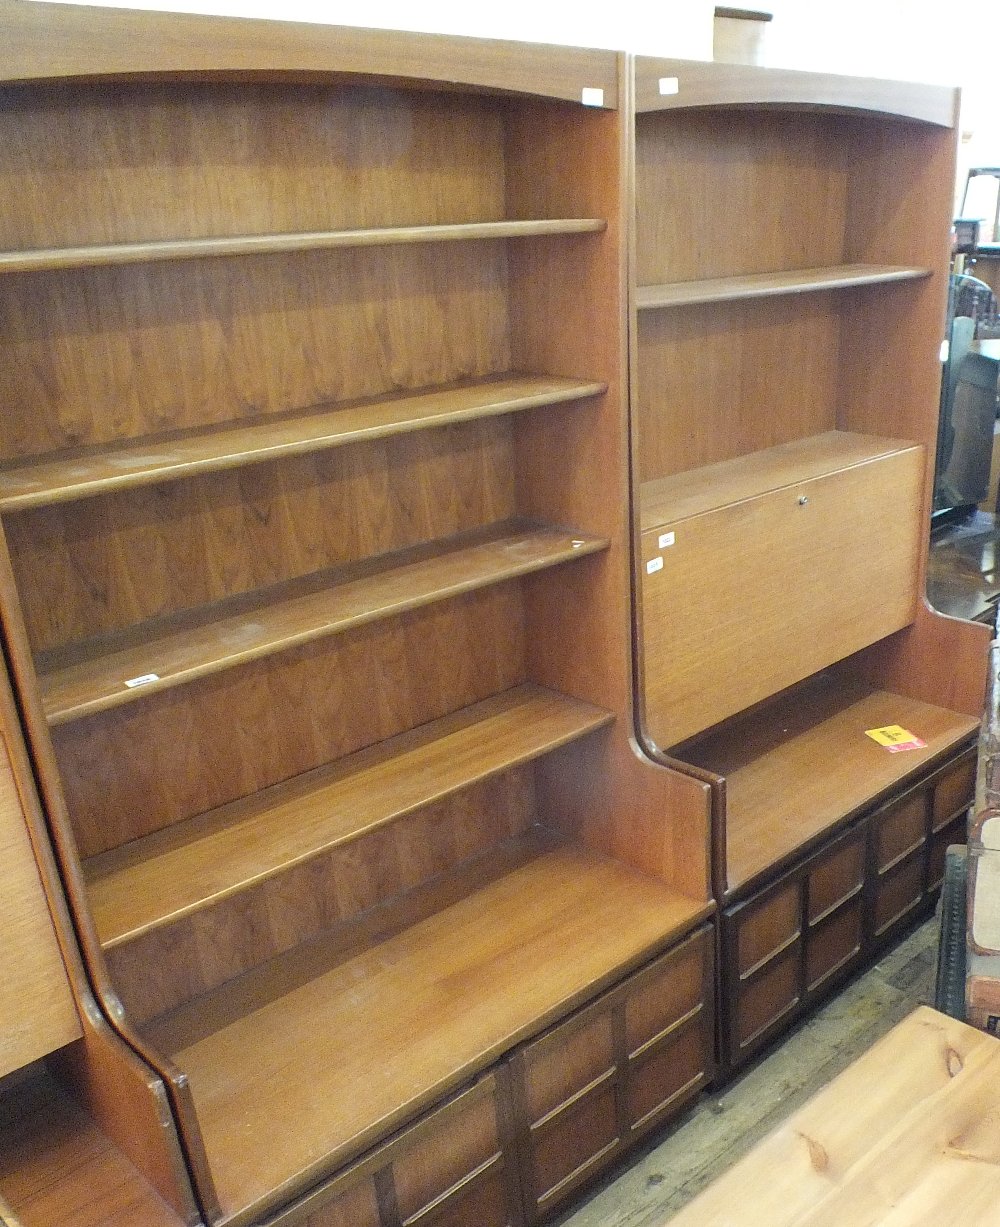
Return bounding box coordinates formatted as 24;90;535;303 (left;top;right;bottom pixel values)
664;1006;1000;1226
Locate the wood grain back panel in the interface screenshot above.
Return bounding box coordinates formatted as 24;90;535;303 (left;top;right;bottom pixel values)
8;417;516;654
504;85;713;899
0;242;511;459
1;0;618;107
107;765;536;1023
53;584;526;856
636;295;841;482
634;109;848;287
633;57;958;128
0;82;506;250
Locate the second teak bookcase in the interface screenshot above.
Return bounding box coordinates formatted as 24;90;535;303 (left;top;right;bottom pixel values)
629;56;988;1073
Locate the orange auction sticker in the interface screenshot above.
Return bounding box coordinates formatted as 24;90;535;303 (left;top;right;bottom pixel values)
864;725;927;753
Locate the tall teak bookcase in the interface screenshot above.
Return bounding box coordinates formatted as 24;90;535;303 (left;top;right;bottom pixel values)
629;57;988;1073
0;5;715;1225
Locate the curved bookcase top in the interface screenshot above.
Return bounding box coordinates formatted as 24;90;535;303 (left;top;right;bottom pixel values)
633;56;957;128
2;0;619;108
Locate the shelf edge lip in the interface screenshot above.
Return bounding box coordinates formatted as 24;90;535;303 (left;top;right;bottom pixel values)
636;265;931;311
0;218;607;276
86;687;617;950
38;526;611;727
0;376;608;513
632;58;958;128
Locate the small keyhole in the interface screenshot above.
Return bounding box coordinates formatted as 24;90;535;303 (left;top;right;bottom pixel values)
798;496;809;506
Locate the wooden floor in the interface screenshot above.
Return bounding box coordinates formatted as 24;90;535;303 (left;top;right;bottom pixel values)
557;917;941;1227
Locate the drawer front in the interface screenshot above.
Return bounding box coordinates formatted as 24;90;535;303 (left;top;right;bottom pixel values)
932;750;976;830
873;791;927;873
511;926;713;1222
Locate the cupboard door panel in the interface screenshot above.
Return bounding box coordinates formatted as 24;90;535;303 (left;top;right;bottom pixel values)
298;1178;382;1227
528;1082;619;1213
627;1018;708;1137
806;902;863;992
873;791;927;872
517;1008;615;1124
735;881;800;975
391;1077;515;1227
280;1076;520;1227
807;831;864;922
511;927;714;1222
624;928;710;1051
932;751;975;829
735;946;801;1053
874;853;925;936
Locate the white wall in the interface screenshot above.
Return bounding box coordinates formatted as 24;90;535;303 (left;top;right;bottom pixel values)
26;0;714;56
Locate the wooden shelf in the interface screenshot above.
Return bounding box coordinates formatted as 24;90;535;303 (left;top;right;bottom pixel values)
640;431;918;532
38;520;608;726
144;830;709;1224
0;218;606;276
0;375;606;512
681;675;980;894
635;264;930;311
84;684;614;948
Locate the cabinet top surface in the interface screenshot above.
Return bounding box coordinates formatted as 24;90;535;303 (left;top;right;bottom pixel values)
633;55;957;127
0;0;619;106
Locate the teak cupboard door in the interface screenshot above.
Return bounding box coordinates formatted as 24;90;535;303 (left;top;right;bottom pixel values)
508;925;714;1221
640;446;924;749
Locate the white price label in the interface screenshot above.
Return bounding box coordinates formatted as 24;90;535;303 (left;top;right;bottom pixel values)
658;531;675;549
659;77;680;96
581;87;604;107
124;673;160;689
646;556;664;575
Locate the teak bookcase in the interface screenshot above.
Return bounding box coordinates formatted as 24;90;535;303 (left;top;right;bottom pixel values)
629;56;989;1072
0;5;714;1225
